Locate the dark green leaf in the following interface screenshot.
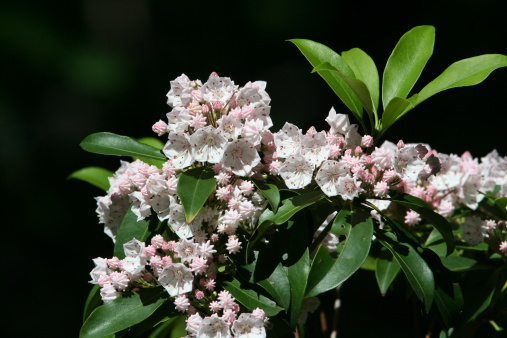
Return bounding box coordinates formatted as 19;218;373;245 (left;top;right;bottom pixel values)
114;208;162;259
434;284;464;329
375;248;401;296
440;255;478;271
377;230;435;313
272;190;325;225
177;166;217;223
253;179;280;213
394;194;455;256
147;316;187;338
135;137;166;167
68;167;113;192
258;264;291;310
289;39;364;125
313;62;374;116
80;287;167;338
379;96;414;133
80;132;166;161
411;54;507;108
306;210;374;297
83;285;102;323
287;248;310;328
223;278;283;317
342;48;380;112
382;26;435;108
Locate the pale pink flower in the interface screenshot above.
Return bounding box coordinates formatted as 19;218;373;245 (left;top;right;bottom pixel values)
197;315;232;338
301;132;330;166
405;210;421;226
204;278;216;290
315;160;348;197
166;74;192;108
221;139;261;176
166;107;191;132
188;113;207;130
190;126;227;163
239;180;254;196
361;135;374;147
199;240;217;259
152;120;168;136
274;122;303;158
190;256;208;275
499;241;507;255
325;107;350;135
200;73;235;105
218;290;236;310
218;115;243;140
163;132;194;169
226;236;242;254
174;294;190;312
100;283;119;303
222;309;237;325
158;263;194;296
186;314;203;336
336;176;362;200
279;155;314;189
209;301;221;312
175;239;198;263
373;181;389;198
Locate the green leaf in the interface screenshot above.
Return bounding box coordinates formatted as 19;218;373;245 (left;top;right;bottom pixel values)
313;62;374;116
258;264;291;310
272;190;325;225
393;194;455;256
377;230;435;313
114;208;162;259
80;132;166;161
147;316;187;338
434;284;464;329
177;166;217;223
379;96;414;133
68;167;113;191
382;25;435;108
80;287;167;338
223;278;283;317
305;210;374;297
83;285;102;323
289;39;364;124
440;255;478;271
375;248;401;296
342;47;380;112
287;248;310;328
135;137;166;167
253;179;280;213
411;54;507;108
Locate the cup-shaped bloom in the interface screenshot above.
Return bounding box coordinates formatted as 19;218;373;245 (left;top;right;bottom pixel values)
158;263;194;296
279;155;314;189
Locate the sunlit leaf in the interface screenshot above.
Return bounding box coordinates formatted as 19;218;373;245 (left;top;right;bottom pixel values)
306;210;373;297
80;287;167;338
177;166;216;223
382;25;435;108
80;132;166;161
68;166;113;191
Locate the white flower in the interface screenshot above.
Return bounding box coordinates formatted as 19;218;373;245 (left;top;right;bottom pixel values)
279;155;314;189
325;107;350;135
90;258;109;284
166;74;192;108
274;122;302;158
301;132;330;167
166;107;191;132
221;139;260;176
336;176;362;200
197;314;231;338
231;313;267;338
201;73;235;105
100;283;119;303
217;115;243;140
158;263;194;296
168;196;194;239
190;126;227;163
315;160;348;196
241;119;264;146
175;239;199;263
163;132;194;169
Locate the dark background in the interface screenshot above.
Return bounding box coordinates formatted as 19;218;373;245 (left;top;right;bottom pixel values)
3;0;507;336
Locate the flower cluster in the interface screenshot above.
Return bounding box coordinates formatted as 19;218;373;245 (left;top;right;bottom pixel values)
272;108;440;200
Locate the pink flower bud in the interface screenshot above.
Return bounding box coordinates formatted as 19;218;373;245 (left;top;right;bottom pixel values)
152;120;168;136
361;135;374;147
397;140;405;148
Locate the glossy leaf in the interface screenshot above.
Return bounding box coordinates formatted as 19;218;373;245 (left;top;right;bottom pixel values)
342;47;380;112
68;166;113;192
258;264;291;310
287;248;310;328
271;190;325;225
377;230;435;313
313;62;374;116
253;179;280;213
223;278;283;317
411;54;507;108
114;208;162;259
375;249;401;296
306;210;374;297
440;255;478;272
177;166;217;223
382;25;435;108
289;39;364;124
434;284;464;329
394;194;455;256
80;132;166;161
80;287;167;338
379;96;414;133
135;137;166;167
83;285;102;323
